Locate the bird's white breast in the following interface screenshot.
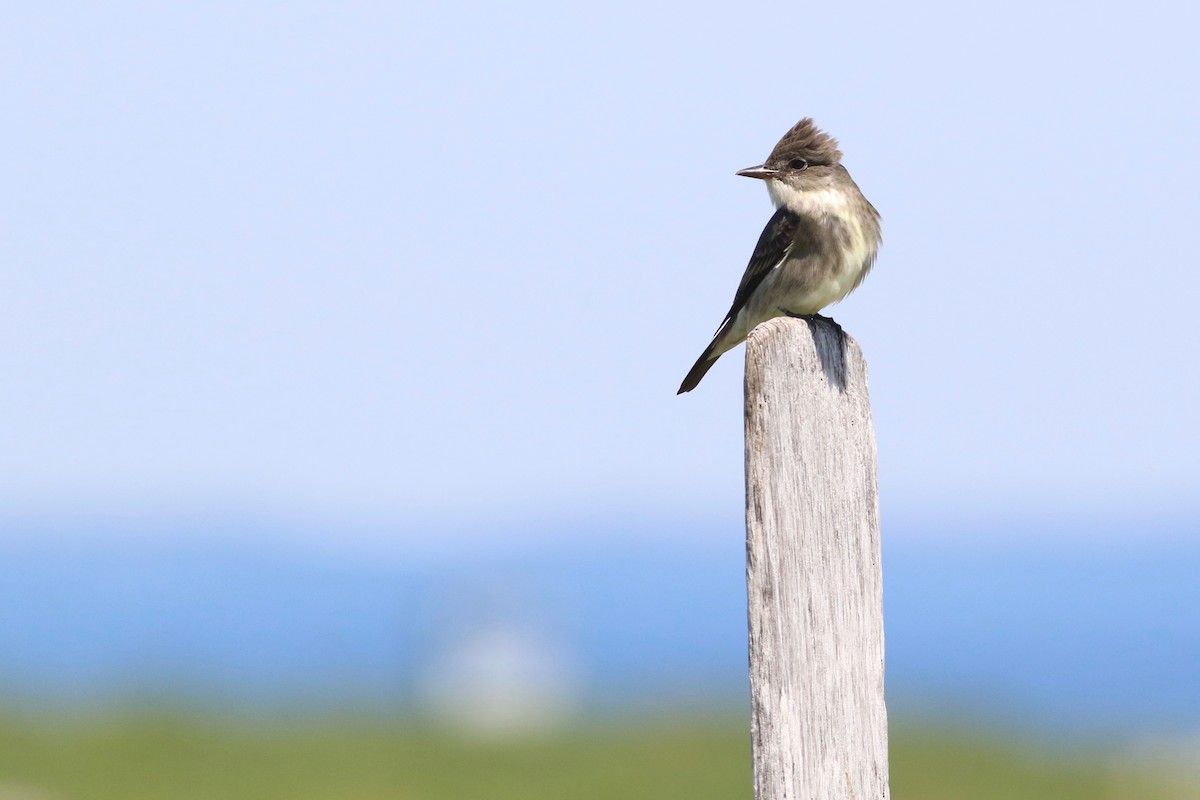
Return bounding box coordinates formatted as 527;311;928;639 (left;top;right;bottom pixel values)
762;179;876;313
767;182;873;269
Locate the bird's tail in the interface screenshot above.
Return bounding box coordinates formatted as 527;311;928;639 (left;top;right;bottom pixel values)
677;335;726;394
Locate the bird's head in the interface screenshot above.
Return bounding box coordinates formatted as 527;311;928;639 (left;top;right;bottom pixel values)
736;118;843;190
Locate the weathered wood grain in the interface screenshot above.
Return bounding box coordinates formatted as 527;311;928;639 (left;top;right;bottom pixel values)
744;316;888;800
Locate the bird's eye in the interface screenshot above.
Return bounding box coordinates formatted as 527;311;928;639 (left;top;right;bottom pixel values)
789;158;809;170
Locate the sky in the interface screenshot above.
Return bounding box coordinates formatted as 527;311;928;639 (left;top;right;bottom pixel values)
3;1;1198;546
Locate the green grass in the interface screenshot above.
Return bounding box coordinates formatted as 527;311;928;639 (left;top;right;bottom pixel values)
0;710;1189;799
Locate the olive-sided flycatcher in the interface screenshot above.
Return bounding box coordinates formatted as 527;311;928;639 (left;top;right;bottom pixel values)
677;118;881;393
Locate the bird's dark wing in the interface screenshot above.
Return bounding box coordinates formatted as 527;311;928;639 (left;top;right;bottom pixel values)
678;205;815;393
717;205;808;329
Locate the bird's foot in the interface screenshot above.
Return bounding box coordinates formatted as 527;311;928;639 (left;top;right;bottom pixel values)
779;309;845;336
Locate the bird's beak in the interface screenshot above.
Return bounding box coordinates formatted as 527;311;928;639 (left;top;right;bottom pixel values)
737;165;778;180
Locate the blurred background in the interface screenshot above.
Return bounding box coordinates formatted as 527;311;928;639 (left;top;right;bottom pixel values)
2;1;1198;798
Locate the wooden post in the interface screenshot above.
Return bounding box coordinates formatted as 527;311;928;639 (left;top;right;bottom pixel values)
744;317;889;800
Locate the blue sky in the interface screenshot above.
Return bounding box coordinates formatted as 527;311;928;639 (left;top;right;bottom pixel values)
3;2;1198;544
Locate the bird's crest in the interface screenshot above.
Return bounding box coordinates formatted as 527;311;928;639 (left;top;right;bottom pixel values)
766;118;843;166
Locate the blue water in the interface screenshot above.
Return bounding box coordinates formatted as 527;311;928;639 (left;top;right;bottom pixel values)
0;515;1196;736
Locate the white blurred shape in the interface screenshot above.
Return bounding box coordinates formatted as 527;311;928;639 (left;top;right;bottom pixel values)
420;624;579;737
1106;732;1200;799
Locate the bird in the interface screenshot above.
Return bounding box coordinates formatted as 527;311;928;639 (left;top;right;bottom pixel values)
677;118;880;394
